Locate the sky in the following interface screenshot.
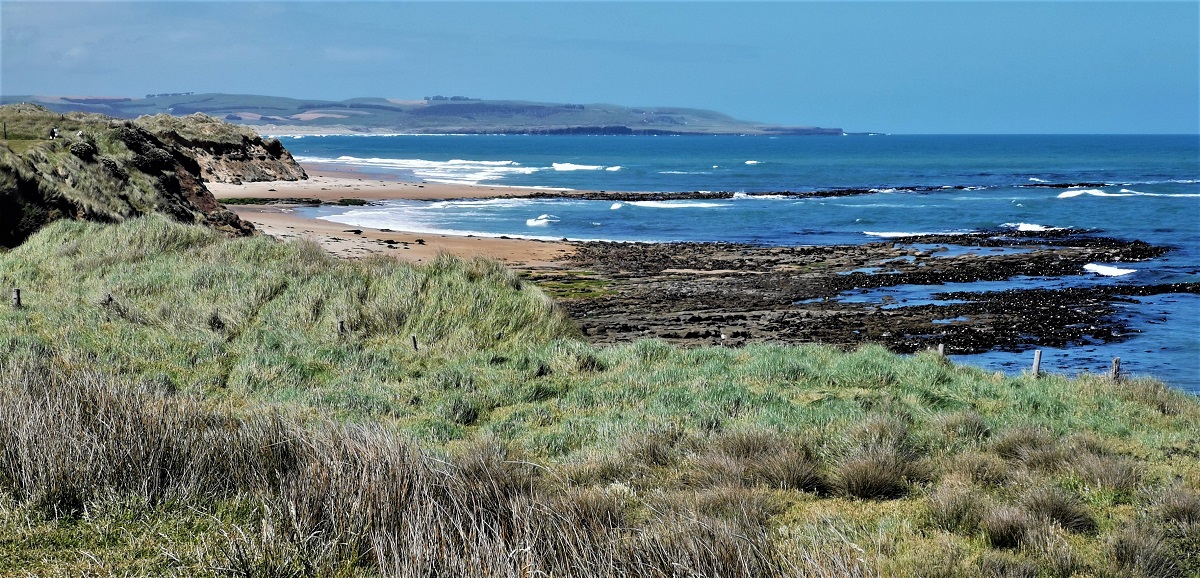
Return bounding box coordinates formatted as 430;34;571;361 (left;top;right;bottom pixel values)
2;1;1197;134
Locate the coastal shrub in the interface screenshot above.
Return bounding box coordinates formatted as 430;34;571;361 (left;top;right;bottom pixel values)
927;482;986;535
1022;486;1096;535
978;551;1039;578
687;429;830;493
680;486;781;528
710;428;784;460
616;424;685;467
951;450;1010;487
746;447;829;494
1107;525;1180;578
1023;524;1084;578
1117;377;1193;416
982;505;1032;549
990;425;1058;462
0;358;296;514
1071;452;1141;495
836;445;921;500
935;409;992;446
438;394;482;426
1154;484;1200;530
851;414;921;457
552;486;628;534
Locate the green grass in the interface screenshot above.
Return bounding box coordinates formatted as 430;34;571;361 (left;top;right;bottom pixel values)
1;217;1198;576
525;271;614;299
0;139;41;155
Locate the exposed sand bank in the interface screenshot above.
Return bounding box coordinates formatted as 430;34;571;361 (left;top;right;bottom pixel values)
208;168;575;267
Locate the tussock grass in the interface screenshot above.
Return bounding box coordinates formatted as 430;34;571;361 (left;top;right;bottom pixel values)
1107;525;1181;578
1021;486;1097;535
1;218;1198;575
982;506;1032;549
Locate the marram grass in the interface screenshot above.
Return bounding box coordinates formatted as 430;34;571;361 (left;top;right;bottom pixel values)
1;218;1198;576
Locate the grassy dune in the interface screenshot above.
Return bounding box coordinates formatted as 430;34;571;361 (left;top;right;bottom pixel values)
1;218;1198;576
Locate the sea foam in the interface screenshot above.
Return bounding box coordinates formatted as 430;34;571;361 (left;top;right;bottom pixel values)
1084;263;1136;276
294;155;538;185
628;200;729;209
553;163;606;171
1058;188;1200;199
1001;222;1061;232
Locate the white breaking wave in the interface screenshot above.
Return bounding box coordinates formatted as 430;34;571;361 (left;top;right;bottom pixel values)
744;160;761;165
1084;263;1136;276
1058;188;1199;199
294;155;539;185
628;200;729;209
864;231;974;238
1028;177;1048;182
610;203;623;210
605;166;623;172
1057;189;1124;198
526;214;559;227
864;231;929;238
553;162;605;171
732;192;789;200
426;198;536;210
1001;222;1062;232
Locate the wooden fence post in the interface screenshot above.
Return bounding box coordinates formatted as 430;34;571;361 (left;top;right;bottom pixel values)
10;288;20;309
411;335;419;351
1031;350;1042;378
937;343;945;356
1110;357;1121;382
337;319;346;335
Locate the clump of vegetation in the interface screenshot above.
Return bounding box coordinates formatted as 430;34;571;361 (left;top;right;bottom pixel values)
0;218;1197;575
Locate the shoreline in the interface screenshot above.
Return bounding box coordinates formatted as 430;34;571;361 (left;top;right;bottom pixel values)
207;165;1198;392
208;166;577;266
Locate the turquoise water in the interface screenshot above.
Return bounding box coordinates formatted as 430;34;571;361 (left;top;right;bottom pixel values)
280;134;1199;392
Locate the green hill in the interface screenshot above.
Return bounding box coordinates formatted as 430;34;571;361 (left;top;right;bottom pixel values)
3;93;846;135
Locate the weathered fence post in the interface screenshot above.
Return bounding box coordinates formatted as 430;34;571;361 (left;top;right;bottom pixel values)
10;288;20;309
337;319;346;335
1032;350;1042;378
411;335;419;351
1110;357;1121;382
937;343;945;357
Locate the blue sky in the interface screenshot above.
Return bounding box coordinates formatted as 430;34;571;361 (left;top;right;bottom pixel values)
2;1;1197;134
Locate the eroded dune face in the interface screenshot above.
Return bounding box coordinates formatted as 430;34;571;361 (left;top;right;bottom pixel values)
0;105;274;246
136;113;308;185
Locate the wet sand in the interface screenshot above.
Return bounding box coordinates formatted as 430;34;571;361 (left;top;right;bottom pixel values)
207;169;575;267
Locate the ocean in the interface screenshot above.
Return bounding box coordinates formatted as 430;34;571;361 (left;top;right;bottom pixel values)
278;134;1200;393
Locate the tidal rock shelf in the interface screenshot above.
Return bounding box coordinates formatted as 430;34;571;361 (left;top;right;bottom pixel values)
553;230;1197;355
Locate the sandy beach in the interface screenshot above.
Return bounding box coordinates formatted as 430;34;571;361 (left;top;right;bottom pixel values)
208;168;575;267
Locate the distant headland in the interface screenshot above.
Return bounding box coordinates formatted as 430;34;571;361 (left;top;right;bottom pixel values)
0;93;846;136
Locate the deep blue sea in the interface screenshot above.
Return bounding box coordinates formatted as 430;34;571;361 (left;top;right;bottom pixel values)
279;134;1200;393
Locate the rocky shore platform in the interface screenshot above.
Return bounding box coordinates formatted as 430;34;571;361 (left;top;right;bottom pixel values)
540;229;1199;355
